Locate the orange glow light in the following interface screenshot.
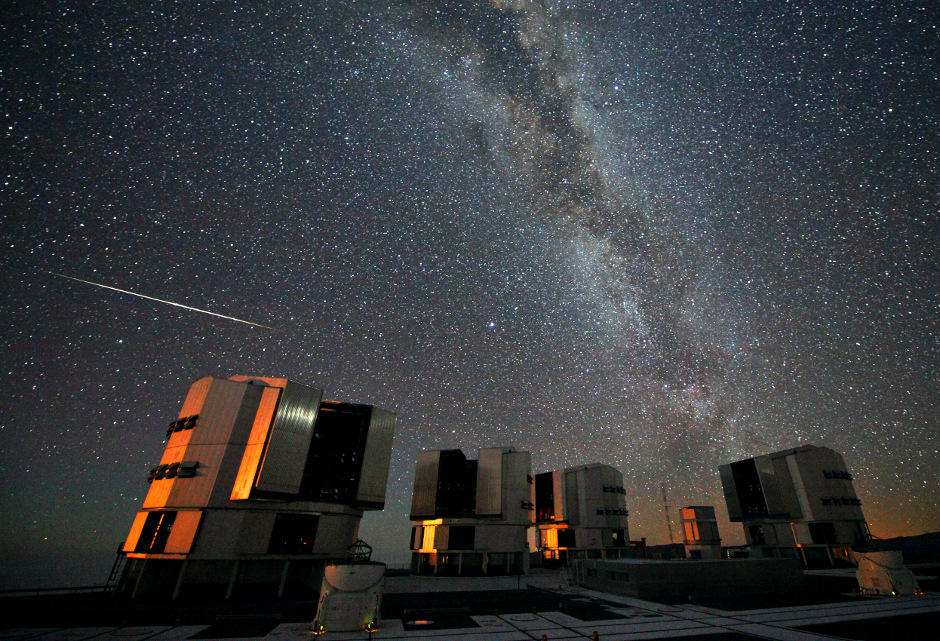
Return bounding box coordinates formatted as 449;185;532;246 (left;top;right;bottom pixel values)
420;523;438;552
231;386;281;500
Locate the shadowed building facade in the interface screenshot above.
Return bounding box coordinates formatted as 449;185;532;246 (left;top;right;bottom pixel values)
119;376;395;599
409;447;533;576
719;444;871;567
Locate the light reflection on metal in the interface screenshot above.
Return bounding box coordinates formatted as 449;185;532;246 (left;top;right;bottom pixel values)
546;528;558;549
231;386;282;500
420;520;440;552
254;382;322;494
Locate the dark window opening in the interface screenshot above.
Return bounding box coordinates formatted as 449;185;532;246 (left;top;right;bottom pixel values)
434;450;478;518
447;525;475;550
165;414;199;438
535;472;555;522
612;528;626;548
268;513;319;554
135;511;177;553
748;525;766;546
298;402;371;504
809;522;838;545
558;529;576;548
731;459;768;517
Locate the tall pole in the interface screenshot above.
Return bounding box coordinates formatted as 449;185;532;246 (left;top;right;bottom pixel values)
661;485;675;544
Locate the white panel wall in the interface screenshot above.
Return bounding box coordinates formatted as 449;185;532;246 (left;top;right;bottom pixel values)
501;450;533;525
475;447;508;517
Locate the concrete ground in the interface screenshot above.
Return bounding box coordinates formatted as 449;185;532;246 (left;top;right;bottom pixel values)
2;568;938;641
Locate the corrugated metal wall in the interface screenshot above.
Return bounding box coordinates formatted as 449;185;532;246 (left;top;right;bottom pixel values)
355;407;396;507
410;451;441;519
254;381;322;494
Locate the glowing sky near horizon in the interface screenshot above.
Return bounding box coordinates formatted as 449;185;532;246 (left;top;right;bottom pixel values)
1;1;937;588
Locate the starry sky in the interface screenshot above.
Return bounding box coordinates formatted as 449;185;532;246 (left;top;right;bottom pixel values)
1;1;938;589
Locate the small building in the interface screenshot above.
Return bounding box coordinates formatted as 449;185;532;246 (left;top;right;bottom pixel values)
534;463;631;565
680;506;722;560
571;557;805;601
719;444;871;567
409;448;532;576
119;376;395;599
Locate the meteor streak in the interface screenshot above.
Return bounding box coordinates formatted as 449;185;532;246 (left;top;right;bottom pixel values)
44;271;274;329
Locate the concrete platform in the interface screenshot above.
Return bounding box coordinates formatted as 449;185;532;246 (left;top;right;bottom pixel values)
3;586;938;640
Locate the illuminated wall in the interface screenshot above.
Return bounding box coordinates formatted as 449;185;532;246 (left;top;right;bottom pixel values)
408;447;533;576
119;375;395;599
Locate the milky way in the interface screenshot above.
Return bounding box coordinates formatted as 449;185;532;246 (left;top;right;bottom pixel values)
1;1;937;587
399;0;744;441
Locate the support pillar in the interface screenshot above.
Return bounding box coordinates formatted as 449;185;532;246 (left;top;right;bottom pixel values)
130;559;148;600
225;560;240;600
277;560;290;597
171;560;188;601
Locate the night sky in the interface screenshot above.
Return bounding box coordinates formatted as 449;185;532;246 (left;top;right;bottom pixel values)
2;1;937;589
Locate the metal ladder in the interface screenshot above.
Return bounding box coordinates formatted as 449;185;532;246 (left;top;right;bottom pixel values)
106;542;126;586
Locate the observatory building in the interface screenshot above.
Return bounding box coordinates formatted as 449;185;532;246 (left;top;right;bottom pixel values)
534;463;631;566
119;375;395;599
680;505;722;560
719;444;871;567
409;447;533;576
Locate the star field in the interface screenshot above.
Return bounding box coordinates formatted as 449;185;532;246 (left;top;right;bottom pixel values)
1;1;937;588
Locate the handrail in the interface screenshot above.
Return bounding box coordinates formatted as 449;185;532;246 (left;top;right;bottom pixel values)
0;585;115;598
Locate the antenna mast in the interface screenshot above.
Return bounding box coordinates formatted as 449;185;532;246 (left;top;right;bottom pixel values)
661;484;675;544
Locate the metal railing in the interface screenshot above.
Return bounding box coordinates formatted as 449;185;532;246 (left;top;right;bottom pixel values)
0;585;115;598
